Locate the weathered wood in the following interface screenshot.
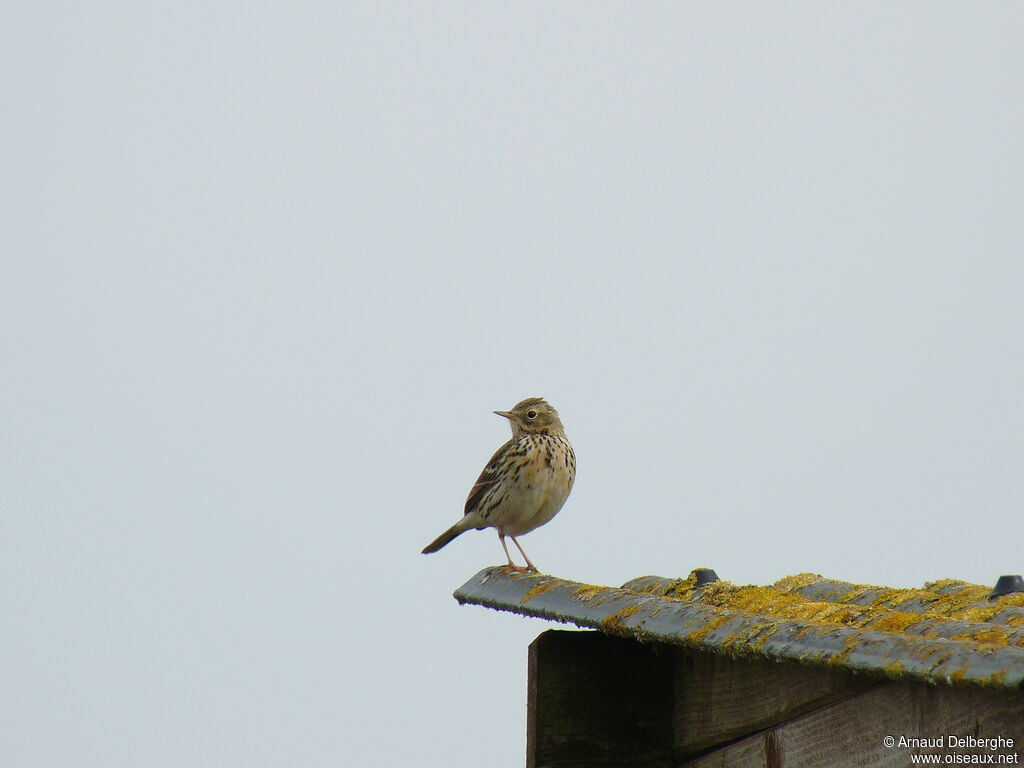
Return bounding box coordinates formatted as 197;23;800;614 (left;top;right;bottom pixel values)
673;649;878;759
528;630;674;768
527;629;1024;767
681;680;1024;767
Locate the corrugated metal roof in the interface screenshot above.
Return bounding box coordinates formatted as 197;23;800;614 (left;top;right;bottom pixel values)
454;568;1024;690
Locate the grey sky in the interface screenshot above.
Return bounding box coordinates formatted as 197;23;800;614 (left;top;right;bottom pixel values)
3;3;1023;766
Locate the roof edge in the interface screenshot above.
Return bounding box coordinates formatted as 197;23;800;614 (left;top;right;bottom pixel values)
454;568;1024;691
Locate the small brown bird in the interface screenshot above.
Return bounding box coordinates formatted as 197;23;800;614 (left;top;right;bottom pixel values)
422;397;576;572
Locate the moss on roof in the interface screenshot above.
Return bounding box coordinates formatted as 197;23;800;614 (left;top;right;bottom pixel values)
455;567;1024;690
637;570;1024;649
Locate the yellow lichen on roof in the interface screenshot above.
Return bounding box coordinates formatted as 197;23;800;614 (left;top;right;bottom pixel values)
685;614;730;646
824;633;861;668
922;579;991;600
881;661;907;680
656;570;706;600
643;573;1024;648
966;592;1024;616
455;566;1024;691
601;604;641;634
773;572;825;591
716;617;780;654
775;575;1024;624
949;661;971;684
697;582;863;626
571;584;615;604
521;580;560;603
670;579;904;633
948;624;1009;646
863;611;922;634
986;669;1008;686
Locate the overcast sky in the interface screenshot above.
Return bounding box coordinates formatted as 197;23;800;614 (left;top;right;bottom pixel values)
3;3;1023;766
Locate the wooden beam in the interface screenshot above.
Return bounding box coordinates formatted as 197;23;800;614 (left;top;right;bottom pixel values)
528;630;674;768
682;680;1024;767
673;649;877;759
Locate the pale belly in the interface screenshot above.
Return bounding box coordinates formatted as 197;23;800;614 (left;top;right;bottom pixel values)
490;459;574;537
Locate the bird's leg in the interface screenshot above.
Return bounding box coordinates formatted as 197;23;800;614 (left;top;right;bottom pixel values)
498;533;528;573
499;534;516;568
510;536;538;572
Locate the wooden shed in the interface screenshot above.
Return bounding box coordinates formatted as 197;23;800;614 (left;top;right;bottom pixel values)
454;568;1024;767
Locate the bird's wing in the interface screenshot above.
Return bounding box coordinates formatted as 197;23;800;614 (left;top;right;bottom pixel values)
464;438;516;515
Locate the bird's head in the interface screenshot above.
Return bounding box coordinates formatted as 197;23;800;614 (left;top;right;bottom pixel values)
494;397;565;437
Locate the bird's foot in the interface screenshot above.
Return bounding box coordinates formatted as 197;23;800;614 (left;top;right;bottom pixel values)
498;564;535;575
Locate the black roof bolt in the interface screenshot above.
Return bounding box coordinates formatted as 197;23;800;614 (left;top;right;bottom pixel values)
989;575;1024;600
693;568;720;587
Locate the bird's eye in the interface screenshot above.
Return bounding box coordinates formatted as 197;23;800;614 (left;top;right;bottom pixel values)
527;410;538;419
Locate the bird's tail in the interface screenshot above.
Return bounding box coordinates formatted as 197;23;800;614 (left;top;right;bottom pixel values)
421;519;471;554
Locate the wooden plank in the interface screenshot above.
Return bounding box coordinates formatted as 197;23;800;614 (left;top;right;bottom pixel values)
528;630;674;768
674;649;878;758
681;680;1024;767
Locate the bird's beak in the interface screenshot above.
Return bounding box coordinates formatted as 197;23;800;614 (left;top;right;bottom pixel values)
493;410;515;419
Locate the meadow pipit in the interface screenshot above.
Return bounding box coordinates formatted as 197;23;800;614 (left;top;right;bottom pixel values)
422;397;576;572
